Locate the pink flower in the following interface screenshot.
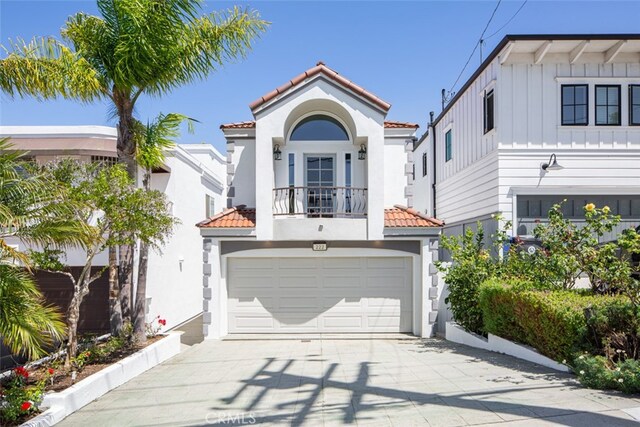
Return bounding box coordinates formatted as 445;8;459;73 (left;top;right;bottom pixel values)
20;401;32;411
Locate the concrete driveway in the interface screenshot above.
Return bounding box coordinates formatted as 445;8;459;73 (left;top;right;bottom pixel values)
59;337;640;426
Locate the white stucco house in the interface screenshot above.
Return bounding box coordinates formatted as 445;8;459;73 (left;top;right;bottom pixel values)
414;34;640;246
197;62;443;339
0;126;226;332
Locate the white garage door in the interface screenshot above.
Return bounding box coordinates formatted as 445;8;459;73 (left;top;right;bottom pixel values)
227;257;412;333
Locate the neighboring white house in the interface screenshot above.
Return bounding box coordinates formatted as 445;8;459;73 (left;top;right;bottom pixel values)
414;34;640;243
0;126;226;331
197;62;443;339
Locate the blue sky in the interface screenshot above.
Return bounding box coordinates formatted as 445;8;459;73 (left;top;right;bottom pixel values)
1;0;640;152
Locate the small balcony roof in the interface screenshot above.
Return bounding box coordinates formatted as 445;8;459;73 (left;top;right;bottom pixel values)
196;204;442;229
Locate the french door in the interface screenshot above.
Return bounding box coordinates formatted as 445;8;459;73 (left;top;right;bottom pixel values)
306;156;335;217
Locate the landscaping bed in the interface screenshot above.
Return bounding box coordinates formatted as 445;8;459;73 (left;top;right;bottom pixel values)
1;333;169;426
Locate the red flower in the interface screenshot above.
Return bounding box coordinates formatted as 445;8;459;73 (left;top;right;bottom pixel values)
20;401;32;411
14;366;29;379
48;368;55;375
158;318;167;326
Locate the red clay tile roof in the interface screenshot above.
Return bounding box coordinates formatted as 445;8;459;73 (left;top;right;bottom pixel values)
219;121;256;130
384;121;419;129
198;205;441;228
249;62;391;112
384;205;443;228
219;120;417;130
197;206;256;228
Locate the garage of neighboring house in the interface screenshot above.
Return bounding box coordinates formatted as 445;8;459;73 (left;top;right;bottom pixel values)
516;194;640;240
227;256;412;333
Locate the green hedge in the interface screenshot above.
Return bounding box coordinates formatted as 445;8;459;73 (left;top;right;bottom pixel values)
478;279;628;362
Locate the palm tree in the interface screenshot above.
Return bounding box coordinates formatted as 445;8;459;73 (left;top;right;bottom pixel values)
132;113;194;341
1;0;268;321
0;139;89;358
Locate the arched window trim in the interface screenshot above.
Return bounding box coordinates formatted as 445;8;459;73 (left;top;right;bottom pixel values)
287;112;352;142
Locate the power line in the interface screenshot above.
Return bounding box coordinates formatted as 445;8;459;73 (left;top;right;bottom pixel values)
447;0;502;96
484;0;529;40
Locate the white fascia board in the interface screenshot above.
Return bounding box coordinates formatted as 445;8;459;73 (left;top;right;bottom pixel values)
0;125;117;139
199;228;256;237
178;143;225;164
383;228;441;237
169;146;224;191
221;129;256;139
498;148;640;156
510;186;640;196
384;128;418;139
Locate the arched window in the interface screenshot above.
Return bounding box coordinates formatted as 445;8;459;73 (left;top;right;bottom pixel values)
290;115;349;141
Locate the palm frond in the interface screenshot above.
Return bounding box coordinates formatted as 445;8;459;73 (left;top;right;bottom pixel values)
0;265;66;359
135;112;197;170
0;36;103;101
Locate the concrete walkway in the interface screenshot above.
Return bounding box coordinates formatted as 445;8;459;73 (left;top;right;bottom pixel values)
59;338;640;426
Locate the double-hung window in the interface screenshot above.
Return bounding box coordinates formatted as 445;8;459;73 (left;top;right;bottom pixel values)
422;152;427;176
483;89;495;133
561;84;588;125
630;85;640;126
445;129;452;162
595;85;621;126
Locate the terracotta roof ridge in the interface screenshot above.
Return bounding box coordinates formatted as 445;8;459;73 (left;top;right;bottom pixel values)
249;62;391;112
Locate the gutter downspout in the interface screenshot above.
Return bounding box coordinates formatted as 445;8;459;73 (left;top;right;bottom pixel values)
429;111;437;218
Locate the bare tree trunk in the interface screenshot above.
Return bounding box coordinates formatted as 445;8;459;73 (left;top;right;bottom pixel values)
108;244;122;335
115;92;137;329
134;242;149;343
133;170;152;343
118;243;133;323
64;292;82;368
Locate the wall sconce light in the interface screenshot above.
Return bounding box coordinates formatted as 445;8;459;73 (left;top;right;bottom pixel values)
358;144;367;160
273;144;282;161
541;153;563;171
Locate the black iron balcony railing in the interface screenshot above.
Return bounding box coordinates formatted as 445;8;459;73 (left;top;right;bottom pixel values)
273;186;367;217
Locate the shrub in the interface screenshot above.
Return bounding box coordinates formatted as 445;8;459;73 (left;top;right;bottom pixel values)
437;220;508;334
531;203;640;294
584;300;640;361
478;280;629;362
574;354;640;394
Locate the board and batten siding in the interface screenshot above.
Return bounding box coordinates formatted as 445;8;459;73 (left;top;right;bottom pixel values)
496;59;640;228
498;59;640;150
432;58;500;224
435;58;500;183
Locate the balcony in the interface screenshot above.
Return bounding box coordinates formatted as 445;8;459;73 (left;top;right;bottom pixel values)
273;186;367;217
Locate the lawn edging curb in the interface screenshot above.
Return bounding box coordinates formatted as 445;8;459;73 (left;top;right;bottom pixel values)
445;322;571;373
22;331;183;427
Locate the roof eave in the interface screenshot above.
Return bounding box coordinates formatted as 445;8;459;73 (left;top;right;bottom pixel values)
383;227;441;237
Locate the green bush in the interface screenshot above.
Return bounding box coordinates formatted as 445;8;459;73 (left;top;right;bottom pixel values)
574;354;640;394
478;280;628;362
437;221;508;334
